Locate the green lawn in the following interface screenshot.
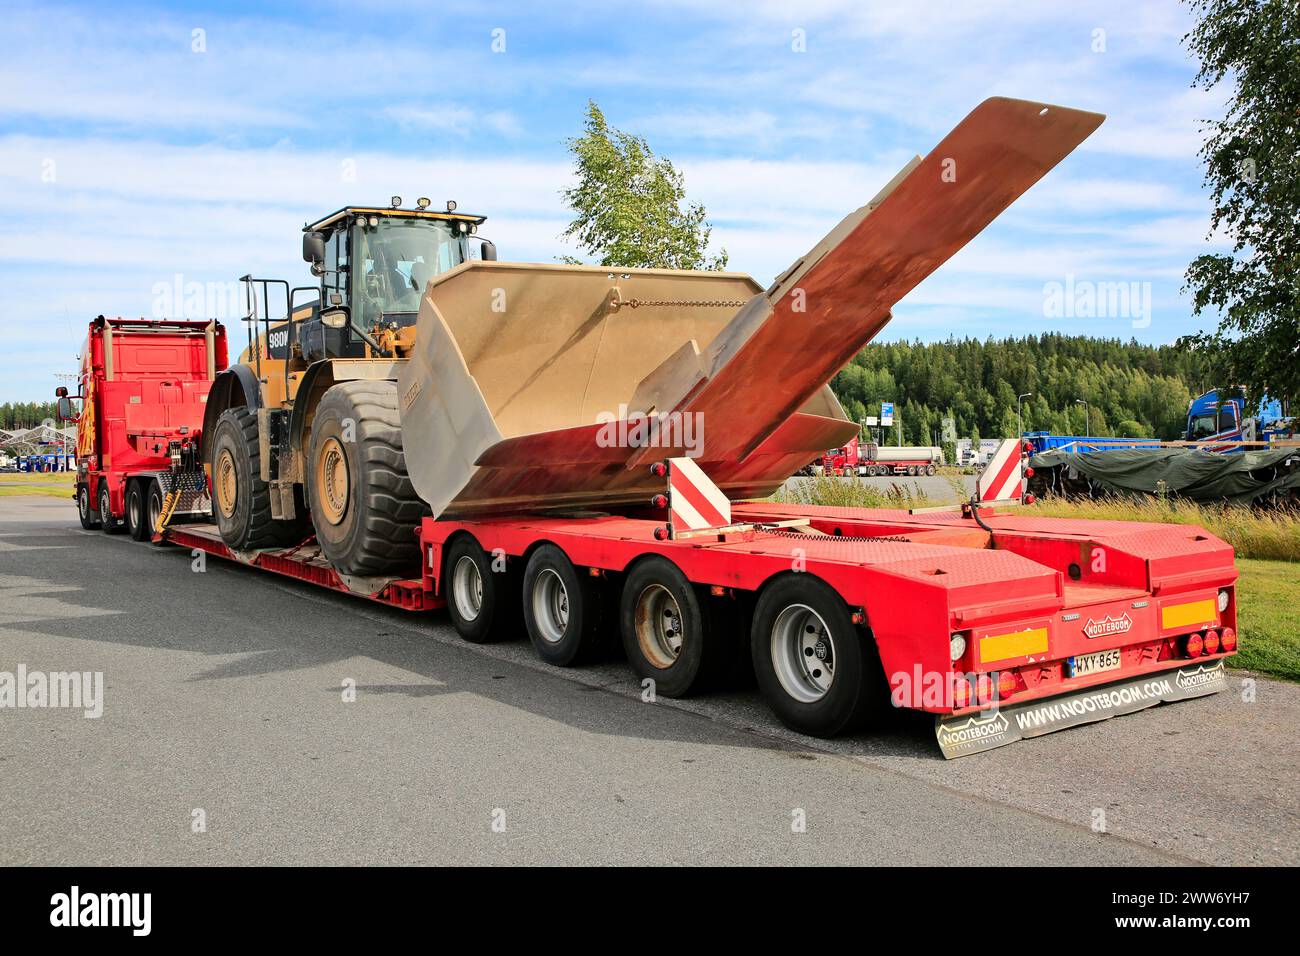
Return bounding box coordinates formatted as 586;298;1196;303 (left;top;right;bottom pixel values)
0;471;75;497
1233;559;1300;682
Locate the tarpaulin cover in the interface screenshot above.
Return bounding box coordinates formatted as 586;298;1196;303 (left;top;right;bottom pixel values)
1031;447;1300;504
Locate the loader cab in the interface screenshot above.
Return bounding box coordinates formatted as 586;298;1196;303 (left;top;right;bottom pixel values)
299;201;489;358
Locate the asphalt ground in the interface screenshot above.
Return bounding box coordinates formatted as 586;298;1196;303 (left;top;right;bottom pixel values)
1;496;1295;865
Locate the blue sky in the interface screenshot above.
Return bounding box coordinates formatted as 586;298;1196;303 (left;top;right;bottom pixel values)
0;0;1229;402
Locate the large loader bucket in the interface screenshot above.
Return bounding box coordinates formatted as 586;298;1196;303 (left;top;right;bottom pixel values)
398;97;1104;517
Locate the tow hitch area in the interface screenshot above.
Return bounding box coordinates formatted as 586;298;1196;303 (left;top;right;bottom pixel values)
935;661;1229;758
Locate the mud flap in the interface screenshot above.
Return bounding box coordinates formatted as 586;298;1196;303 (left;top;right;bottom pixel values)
935;661;1229;759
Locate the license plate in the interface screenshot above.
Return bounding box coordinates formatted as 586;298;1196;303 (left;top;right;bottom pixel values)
1068;648;1121;678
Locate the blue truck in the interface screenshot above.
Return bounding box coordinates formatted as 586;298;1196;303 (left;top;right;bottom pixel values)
1184;389;1293;449
1023;390;1293;456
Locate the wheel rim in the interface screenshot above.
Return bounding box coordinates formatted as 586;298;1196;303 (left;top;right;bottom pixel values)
531;568;569;643
634;583;684;669
149;492;162;533
770;603;836;703
100;488;111;523
128;491;140;528
78;488;89;520
315;436;349;525
215;449;238;519
452;555;483;622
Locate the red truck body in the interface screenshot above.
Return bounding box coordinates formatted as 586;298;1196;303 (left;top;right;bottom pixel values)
67;316;227;537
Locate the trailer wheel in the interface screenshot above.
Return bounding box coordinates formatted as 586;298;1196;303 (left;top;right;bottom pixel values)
210;407;307;551
444;535;519;644
926;464;937;476
98;482;124;534
146;479;168;545
522;544;602;667
751;575;886;738
125;480;149;541
77;484;100;530
307;381;429;576
619;556;723;697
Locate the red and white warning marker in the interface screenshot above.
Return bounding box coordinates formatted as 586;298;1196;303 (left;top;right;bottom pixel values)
649;457;732;539
976;438;1032;503
666;456;731;534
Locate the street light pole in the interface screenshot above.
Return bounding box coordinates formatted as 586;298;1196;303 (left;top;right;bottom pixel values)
1017;392;1033;440
1075;399;1090;438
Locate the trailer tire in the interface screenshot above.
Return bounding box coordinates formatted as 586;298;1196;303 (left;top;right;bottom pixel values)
307;381;429;577
522;544;602;667
620;556;722;697
444;535;519;644
125;480;149;541
77;484;100;530
751;575;886;738
210;407;307;552
98;482;124;534
926;464;937;476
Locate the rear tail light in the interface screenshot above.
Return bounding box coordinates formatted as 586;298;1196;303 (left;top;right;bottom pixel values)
1184;633;1204;658
1203;630;1221;655
1221;627;1237;652
997;671;1017;698
952;676;971;709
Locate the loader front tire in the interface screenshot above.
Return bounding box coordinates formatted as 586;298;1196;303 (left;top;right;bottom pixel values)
307;381;429;577
210;407;307;551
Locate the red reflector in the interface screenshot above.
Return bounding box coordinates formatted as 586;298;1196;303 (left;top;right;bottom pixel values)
649;462;667;477
653;526;669;541
710;585;726;597
1221;627;1237;651
1185;633;1204;658
1024;494;1036;505
1024;466;1035;478
650;494;668;509
1204;629;1220;654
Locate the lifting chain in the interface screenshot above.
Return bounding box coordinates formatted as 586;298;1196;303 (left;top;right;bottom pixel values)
621;299;748;310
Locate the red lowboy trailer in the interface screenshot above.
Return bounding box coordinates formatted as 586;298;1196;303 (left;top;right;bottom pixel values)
58;316;227;540
162;454;1238;758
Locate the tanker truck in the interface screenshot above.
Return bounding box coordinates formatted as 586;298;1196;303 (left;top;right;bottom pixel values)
822;437;943;476
138;97;1237;755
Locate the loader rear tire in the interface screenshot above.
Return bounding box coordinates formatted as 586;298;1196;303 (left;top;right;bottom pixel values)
210;407;308;551
307;380;429;577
